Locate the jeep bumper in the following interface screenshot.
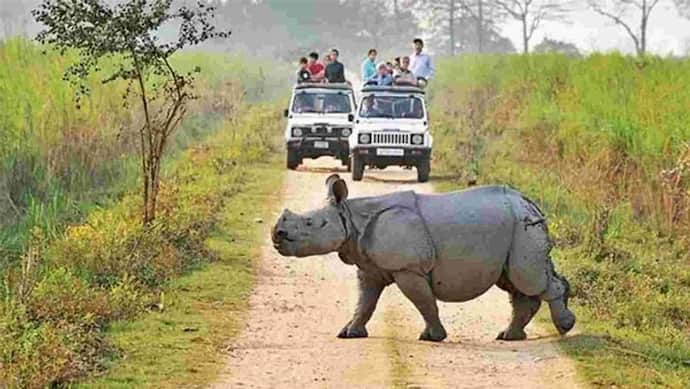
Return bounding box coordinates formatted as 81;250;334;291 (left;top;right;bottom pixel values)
287;138;350;160
352;146;431;167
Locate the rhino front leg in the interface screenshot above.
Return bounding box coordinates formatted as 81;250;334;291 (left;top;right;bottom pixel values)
338;270;387;339
393;271;447;342
540;272;576;336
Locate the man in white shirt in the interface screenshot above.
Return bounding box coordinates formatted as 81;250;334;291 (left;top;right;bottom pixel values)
409;38;434;82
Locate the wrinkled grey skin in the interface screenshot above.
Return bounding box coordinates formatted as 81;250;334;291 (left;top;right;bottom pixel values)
272;175;575;342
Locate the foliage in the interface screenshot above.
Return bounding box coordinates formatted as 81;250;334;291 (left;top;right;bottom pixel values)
0;38;282;261
533;37;580;56
34;0;230;224
0;102;282;387
431;52;690;387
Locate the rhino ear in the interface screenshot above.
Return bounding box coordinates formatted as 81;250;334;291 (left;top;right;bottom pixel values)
325;174;348;204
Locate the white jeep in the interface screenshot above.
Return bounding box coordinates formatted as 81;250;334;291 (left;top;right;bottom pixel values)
349;85;432;182
283;83;356;170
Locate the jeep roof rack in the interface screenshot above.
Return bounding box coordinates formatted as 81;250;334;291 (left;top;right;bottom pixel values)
294;82;353;91
360;85;425;95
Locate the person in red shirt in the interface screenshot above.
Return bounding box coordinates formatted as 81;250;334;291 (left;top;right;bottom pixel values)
307;52;325;82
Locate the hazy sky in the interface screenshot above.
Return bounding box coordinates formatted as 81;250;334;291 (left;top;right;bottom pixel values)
500;2;690;54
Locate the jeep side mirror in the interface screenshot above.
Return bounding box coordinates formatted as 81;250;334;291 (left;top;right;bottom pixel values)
283;109;289;118
348;114;354;122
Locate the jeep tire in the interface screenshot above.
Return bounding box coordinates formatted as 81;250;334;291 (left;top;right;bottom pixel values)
351;154;364;181
417;158;430;183
287;149;300;170
341;155;352;172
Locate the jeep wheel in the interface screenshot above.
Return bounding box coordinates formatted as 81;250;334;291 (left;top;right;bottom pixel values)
342;156;351;172
287;149;299;170
351;155;364;181
417;158;430;183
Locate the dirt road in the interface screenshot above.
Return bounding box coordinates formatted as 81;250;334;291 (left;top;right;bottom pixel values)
212;158;581;389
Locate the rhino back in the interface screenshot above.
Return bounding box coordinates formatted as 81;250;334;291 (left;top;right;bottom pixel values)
417;186;516;302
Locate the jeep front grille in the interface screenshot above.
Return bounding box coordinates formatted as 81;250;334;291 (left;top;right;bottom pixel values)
372;132;410;145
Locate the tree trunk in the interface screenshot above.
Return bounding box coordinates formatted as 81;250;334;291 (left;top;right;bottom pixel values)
522;14;529;54
640;8;647;55
477;0;484;53
449;0;456;56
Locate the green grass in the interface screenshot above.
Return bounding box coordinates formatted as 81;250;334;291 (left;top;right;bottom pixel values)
0;38;287;259
431;53;690;388
80;160;283;388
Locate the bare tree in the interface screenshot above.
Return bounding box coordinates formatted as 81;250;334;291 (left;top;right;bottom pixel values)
428;0;463;55
676;0;690;17
458;0;505;52
494;0;571;53
588;0;664;56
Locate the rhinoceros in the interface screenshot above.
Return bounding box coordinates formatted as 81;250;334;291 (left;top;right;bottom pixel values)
271;174;575;342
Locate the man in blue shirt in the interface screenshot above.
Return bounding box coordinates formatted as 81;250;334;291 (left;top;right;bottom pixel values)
367;63;393;86
361;48;377;82
409;38;434;82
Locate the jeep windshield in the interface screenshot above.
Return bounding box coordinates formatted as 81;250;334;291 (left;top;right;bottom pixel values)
291;91;352;114
359;95;424;119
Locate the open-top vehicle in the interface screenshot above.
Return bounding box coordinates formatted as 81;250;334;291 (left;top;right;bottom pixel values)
283;83;356;170
349;85;432;182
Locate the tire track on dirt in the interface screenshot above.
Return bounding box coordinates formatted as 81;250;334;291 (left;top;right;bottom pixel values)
212;158;581;388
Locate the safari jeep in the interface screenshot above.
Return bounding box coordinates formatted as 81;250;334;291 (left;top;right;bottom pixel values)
283;83;356;170
349;85;432;182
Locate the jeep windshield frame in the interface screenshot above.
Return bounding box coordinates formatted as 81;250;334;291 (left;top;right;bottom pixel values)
291;89;353;114
358;93;426;120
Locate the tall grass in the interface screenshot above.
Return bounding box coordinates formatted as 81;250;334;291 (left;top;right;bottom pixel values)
0;38;286;259
431;53;690;387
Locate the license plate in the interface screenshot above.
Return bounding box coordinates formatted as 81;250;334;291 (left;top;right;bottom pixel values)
314;141;329;149
376;148;404;156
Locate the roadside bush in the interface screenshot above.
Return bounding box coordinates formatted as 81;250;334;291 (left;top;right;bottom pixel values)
0;102;283;387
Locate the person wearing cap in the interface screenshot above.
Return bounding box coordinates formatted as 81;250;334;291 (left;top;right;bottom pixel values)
368;62;393;86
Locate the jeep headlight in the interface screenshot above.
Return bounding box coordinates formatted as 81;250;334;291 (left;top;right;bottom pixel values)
359;133;371;144
411;134;424;145
341;128;352;137
292;127;304;137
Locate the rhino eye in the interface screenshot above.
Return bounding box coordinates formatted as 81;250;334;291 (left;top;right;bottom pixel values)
306;218;313;227
320;220;328;228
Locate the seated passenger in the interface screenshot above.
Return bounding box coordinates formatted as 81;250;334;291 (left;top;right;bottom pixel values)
394;56;417;86
367;63;393;86
296;57;311;84
308;52;326;82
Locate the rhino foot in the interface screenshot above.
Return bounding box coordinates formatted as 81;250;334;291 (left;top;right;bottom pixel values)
496;329;527;341
337;325;368;339
555;309;576;335
419;326;447;342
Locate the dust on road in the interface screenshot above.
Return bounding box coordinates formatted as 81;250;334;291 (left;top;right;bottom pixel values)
212;158;581;389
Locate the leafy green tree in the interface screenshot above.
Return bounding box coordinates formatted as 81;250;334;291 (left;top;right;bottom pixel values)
33;0;229;224
533;37;580;56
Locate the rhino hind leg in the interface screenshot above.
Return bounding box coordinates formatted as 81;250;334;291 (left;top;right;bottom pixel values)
497;292;541;341
496;273;541;341
393;271;447;342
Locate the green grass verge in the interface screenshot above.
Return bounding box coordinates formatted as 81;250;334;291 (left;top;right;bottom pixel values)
80;160;283;388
